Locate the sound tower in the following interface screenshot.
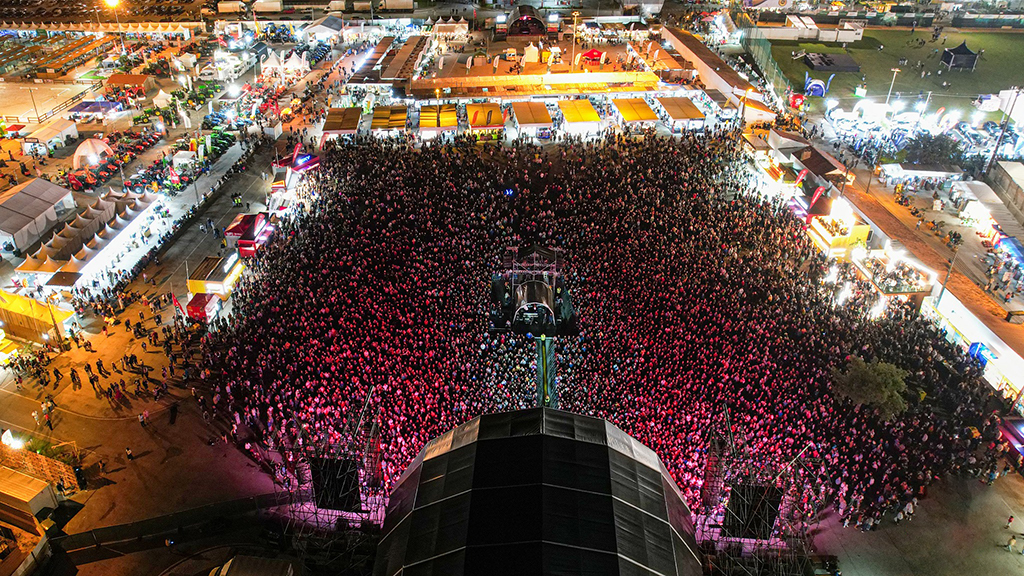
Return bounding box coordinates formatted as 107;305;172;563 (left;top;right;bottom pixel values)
310;457;362;512
722;484;783;540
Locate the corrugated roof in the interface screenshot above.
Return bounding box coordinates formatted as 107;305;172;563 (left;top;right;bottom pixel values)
420;104;458;130
511;101;552;127
558;100;601;123
322;107;362;133
465;103;504;128
370;106;407;131
657;97;704;121
613;98;658;123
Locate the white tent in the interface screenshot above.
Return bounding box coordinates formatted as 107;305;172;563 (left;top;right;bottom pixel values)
523;43;540;64
172;150;197;169
262;50;284;70
152;89;173;108
72;138;114;170
21;119;78;154
0;179;75;251
285;52;309;72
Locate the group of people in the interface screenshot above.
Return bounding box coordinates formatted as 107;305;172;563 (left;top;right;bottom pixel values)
199;131;995;533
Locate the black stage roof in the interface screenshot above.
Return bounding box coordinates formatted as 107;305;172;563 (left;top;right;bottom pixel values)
373;408;702;576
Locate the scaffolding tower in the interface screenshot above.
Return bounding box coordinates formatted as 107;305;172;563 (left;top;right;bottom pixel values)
270;394;386;574
695;412;829;576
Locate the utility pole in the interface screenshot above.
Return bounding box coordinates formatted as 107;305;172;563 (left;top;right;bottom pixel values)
987;86;1020;175
20;87;41;122
570;11;580;72
936;244;960;308
885;67;901;106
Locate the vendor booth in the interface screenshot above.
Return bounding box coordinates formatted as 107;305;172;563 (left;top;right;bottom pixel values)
187;254;245;300
21;119;78;155
0;290;73;343
187;292;221;323
66;100;123;123
558;100;602;135
806;197;871;259
612;98;658;126
656;97;705;131
465;103;505;134
850;241;937;313
419;104;458;139
370;105;408;133
172;150;197;169
71;138;114;170
103;74;156;96
510;101;553;139
225;212;273;257
320;107;362;146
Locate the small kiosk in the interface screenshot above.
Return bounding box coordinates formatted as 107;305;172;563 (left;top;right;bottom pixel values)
557;100;601;135
419;104;458;140
187;253;245;300
510;101;553;139
465;103;505;136
187;292;221;323
656;97;705;132
612;98;658;127
806;198;871;259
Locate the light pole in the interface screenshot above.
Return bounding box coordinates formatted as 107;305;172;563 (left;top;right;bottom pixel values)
885;67;901;106
45;294;65;349
936;243;960;308
104;0;127;55
987;86;1020;175
570;11;580;72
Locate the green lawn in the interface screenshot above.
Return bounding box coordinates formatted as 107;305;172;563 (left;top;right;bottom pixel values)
770;29;1024;118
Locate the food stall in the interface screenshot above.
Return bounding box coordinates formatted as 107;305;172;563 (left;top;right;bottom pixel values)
370;105;408;134
557;100;602;135
465;103;505;137
186;292;221;323
510;101;553;139
850;241;937;312
806;197;871;259
225;212;274;257
419;104;458;140
612;98;658;127
656;97;705;132
187;253;245;300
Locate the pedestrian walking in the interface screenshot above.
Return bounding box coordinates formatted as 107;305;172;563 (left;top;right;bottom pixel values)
125;447;134;461
138;413;146;427
1008;534;1017;552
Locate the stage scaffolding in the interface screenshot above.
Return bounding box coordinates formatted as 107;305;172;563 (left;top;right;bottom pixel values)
269;394;385;573
696;412;829;576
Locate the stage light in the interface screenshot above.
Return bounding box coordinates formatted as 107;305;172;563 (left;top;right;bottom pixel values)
103;0;119;7
228;84;241;97
155;121;165;132
89;154;99;165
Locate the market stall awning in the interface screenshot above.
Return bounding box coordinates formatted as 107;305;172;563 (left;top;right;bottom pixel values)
419;104;458;130
322;107;362;134
371;106;408;131
558;100;601;124
466;103;504;129
511;102;552;128
657;97;704;121
613;98;658;123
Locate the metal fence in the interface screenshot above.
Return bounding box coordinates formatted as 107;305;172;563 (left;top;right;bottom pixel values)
739;23;793;101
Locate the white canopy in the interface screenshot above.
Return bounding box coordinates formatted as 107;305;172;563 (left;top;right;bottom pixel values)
285;52;310;72
72;138;114;170
0;179;75;251
153;89;173;108
262;50;283;70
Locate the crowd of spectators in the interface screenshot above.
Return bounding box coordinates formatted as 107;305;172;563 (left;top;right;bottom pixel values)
200;132;996;530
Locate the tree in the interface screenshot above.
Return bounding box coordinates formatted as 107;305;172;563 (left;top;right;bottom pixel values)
831;355;908;421
902;133;965;166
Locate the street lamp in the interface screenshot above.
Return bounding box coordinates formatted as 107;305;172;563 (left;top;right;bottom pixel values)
885;67;901;106
104;0;127;55
936;243;960;308
570;11;580;72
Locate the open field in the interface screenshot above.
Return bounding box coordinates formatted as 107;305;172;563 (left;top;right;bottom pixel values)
769;29;1024;117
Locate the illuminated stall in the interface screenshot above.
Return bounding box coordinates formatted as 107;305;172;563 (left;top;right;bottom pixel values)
612;98;658;127
419;104;458;140
656;97;705;132
806;197;871;259
187;254;245;300
510;101;553;139
557;99;602;135
849;241;937;312
465;103;505;136
370;105;408;134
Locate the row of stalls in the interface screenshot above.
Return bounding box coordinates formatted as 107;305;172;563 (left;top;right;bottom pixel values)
319;95;710;145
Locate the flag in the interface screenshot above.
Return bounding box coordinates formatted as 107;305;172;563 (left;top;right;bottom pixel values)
172;293;186;317
168;165;180;185
291;142;302;164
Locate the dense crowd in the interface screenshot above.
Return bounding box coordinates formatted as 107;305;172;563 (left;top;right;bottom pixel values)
201;132;995;531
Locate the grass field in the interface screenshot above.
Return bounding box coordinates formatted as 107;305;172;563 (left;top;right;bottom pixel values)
769;29;1024;118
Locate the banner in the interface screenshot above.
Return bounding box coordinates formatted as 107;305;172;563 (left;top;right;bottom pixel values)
172;292;186;317
795;168;809;186
810;186;826;209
